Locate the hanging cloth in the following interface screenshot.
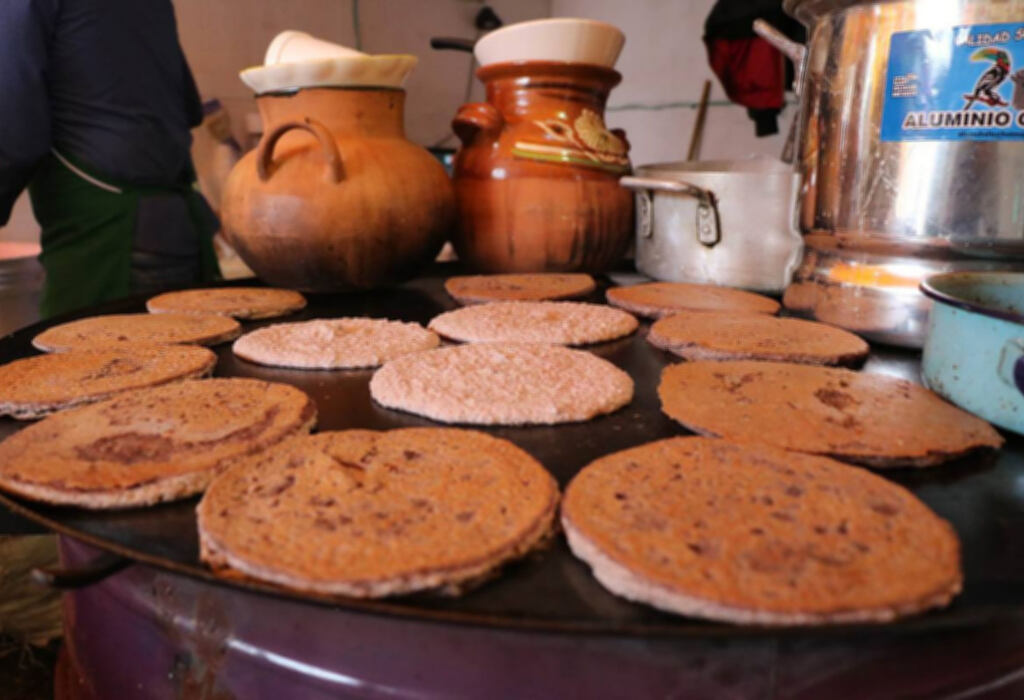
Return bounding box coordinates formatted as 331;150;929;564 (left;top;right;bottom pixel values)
703;0;805;137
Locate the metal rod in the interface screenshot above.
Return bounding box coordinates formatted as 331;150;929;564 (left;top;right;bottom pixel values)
687;80;712;161
753;19;805;65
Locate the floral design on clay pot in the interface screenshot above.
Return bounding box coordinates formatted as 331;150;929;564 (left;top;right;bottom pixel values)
575;109;626;155
534;118;577;142
513;109;629;173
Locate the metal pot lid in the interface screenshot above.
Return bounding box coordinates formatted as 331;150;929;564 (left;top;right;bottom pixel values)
635;157;795;176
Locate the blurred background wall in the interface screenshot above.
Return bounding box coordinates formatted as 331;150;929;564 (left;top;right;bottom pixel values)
2;0;795;244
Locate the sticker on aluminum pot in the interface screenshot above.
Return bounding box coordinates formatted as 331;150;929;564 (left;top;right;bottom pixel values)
882;23;1024;142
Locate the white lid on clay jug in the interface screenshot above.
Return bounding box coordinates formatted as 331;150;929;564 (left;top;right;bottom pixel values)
241;30;417;94
264;31;367;65
473;18;625;68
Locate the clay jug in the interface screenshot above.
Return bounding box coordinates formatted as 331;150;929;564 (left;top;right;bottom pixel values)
222;88;454;291
451;62;633;273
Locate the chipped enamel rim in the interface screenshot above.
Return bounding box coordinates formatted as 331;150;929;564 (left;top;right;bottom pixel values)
920;272;1024;326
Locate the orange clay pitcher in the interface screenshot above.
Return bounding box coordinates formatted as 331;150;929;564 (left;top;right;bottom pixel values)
451;61;633;273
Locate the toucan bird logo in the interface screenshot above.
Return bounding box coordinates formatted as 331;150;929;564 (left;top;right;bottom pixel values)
963;47;1012;109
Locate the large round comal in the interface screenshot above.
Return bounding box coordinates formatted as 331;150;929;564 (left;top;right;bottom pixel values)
221;88;454;291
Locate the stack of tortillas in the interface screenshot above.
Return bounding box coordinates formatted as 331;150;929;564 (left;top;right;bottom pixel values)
146;287;306;319
370;343;633;425
445;273;596;305
233;318;439;369
198;428;558;597
0;345;217;419
659;361;1003;467
562;437;962;625
648;312;869;366
607;282;780;318
429;302;637;346
33;314;241;352
0;378;316;507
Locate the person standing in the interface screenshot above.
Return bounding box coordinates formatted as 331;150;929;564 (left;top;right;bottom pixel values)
0;0;220;318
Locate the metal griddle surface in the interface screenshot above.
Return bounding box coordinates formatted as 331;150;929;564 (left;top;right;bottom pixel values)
1;268;1023;637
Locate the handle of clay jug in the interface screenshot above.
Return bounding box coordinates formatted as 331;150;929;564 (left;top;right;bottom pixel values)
257;117;344;183
452;103;504;145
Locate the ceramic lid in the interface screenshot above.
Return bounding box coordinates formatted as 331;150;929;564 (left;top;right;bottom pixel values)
240;55;418;94
241;31;417;94
474;18;625;68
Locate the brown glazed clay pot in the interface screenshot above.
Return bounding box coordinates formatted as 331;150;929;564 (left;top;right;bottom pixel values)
451;61;633;273
222;88;454;291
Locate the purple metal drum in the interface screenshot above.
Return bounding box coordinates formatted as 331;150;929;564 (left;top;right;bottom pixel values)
58;537;1024;699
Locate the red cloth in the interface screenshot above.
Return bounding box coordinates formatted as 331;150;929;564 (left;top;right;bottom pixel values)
704;36;785;110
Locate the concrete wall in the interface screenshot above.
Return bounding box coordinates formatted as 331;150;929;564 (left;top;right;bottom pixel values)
173;0;552;148
552;0;794;166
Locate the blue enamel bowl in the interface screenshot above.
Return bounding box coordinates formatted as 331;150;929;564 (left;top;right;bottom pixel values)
921;272;1024;435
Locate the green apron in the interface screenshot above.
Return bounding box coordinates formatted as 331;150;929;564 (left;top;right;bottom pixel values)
28;151;219;318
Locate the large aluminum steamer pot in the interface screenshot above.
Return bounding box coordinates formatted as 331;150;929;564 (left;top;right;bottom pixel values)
790;0;1024;249
621;160;803;294
784;0;1024;346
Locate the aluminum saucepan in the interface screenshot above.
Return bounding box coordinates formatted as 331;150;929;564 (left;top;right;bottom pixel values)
620;159;803;293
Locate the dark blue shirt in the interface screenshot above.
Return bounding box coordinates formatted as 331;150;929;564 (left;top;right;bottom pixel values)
0;0;203;224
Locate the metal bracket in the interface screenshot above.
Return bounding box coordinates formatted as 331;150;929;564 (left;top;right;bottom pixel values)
637;190;654;239
620;175;722;248
696;197;721;247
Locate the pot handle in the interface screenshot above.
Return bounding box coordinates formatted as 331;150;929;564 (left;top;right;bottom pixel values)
619;175;722;247
430;37;476;53
257;117;343;183
452;103;504;145
998;338;1024;396
753;20;806;97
